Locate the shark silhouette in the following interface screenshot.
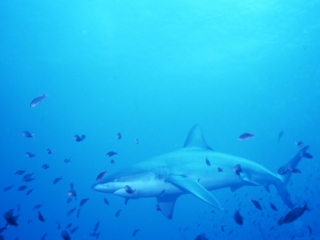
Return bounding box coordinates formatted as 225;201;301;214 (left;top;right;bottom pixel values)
92;125;308;219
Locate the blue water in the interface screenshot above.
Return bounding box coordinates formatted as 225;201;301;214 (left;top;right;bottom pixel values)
1;0;320;239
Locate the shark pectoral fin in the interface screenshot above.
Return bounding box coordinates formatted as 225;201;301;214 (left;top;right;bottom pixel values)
156;195;179;219
167;175;223;210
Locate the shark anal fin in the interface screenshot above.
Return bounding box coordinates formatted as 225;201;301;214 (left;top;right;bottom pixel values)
167;175;223;210
156;195;179;219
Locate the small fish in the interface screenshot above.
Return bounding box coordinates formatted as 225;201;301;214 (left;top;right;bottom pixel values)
251;199;262;210
106;151;117;157
110;159;115;165
233;164;242;175
96;170;107;181
37;211;45;222
116;132;121;139
308;225;312;235
17;185;27;191
270;203;278;211
42;164;50;169
25;152;36;158
26;189;33;195
66;223;72;229
61;230;71;240
17;205;20;212
33;203;44;210
40;232;47;240
288;168;301;174
67;189;77;200
79;197;89;207
46;148;53;154
15;169;26;176
55;220;60;229
277;131;284;142
3;185;14;191
22;131;34;139
4;209;18;226
303;152;313;159
124;185;136;194
278;203;309;225
94;221;100;232
295;141;304;148
238;132;254;140
77;208;81;218
67;198;72;204
74;134;86;142
67;208;76;217
115;208;122;217
205;157;210;166
103;197;109;205
218;167;223;172
53;176;62;184
132;229;140;237
30;94;48;107
234;210;243;225
23;172;34;179
64;158;71;163
23;177;35;182
70;183;74;189
195;234;208;240
71;226;79;234
124;197;130;205
277;166;287;175
135;138;139;144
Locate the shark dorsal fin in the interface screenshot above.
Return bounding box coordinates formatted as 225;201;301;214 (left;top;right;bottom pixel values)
183;125;212;150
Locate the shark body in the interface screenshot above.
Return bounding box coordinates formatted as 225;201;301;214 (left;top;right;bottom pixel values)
92;125;308;219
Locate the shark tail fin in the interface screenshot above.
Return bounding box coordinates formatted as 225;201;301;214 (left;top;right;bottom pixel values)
275;146;309;208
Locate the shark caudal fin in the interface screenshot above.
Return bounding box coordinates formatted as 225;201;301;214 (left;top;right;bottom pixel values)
275;146;309;208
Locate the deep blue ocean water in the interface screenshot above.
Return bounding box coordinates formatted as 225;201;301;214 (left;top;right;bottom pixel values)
1;0;320;239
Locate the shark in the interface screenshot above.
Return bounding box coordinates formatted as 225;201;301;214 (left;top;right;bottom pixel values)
92;125;309;219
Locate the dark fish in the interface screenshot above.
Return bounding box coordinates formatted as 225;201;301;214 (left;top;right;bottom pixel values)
3;185;14;191
303;152;313;159
46;148;53;154
295;141;303;148
270;203;278;211
33;203;43;210
288;168;301;174
251;199;262;210
115;208;122;217
238;132;254;140
4;209;18;226
40;232;47;240
278;203;309;225
205;157;210;166
67;208;76;217
77;208;81;218
23;177;35;182
116;132;121;139
37;211;45;222
195;234;208;240
70;183;74;189
67;189;77;200
66;223;72;229
233;164;242;175
277;131;284;142
132;229;139;237
308;225;312;235
17;185;27;191
96;170;107;181
22;131;34;139
15;169;26;176
23;172;34;179
26;188;33;195
124;185;136;194
74;134;86;142
80;197;89;207
110;159;115;165
53;176;62;184
67;198;72;204
42;164;50;169
218;167;223;172
103;198;109;205
124;197;130;205
106;151;117;157
234;210;243;225
61;230;71;240
135;138;139;144
30;94;48;107
64;158;71;163
25;152;36;158
277;166;287;175
94;221;100;232
71;226;79;234
55;220;60;229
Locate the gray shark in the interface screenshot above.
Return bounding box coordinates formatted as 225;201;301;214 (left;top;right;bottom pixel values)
92;125;308;219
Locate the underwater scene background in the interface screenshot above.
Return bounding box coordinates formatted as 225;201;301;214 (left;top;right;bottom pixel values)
1;0;320;239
